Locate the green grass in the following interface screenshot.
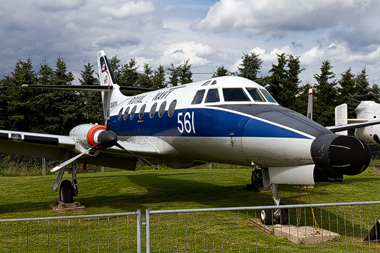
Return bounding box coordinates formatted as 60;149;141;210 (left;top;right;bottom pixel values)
1;162;380;252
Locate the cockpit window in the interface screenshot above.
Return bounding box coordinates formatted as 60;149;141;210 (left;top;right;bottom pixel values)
260;89;277;103
205;88;220;103
202;81;210;86
223;88;250;102
191;90;205;104
246;88;266;102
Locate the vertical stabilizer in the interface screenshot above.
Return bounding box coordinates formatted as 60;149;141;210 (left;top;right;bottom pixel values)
97;50;116;86
306;86;313;120
97;50;125;121
335;103;348;135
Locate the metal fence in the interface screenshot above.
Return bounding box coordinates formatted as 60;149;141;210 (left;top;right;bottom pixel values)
146;201;380;252
2;201;380;252
0;211;141;252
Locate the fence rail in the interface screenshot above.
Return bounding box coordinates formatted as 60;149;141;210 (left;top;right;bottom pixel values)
2;201;380;252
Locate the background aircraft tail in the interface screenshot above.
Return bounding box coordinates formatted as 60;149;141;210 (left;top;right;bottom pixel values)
306;86;313;119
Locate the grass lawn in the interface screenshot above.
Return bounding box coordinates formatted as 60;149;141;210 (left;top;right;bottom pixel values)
1;163;380;252
0;163;379;219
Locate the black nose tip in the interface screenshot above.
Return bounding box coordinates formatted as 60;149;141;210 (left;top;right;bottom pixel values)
97;130;118;148
311;134;370;175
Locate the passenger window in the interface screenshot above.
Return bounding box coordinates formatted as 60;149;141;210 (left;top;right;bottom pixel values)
168;100;177;117
130;105;137;120
123;106;130;120
139;104;146;119
205;88;220;103
117;107;124;121
223;88;250;102
260;89;277;103
246;88;266;102
158;101;167;118
191;90;205;104
150;102;157;118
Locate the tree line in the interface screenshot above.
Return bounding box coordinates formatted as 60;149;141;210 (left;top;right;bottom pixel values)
0;52;379;137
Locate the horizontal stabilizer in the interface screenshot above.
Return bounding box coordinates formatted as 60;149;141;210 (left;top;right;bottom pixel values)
327;120;380;133
22;84;153;95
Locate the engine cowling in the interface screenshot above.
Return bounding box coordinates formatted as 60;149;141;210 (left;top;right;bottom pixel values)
69;124;108;150
311;133;370;176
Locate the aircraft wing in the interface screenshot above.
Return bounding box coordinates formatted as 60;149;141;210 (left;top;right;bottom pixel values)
327;120;380;133
0;129;159;169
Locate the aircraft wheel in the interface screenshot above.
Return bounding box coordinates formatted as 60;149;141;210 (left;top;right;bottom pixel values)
60;180;74;203
276;208;289;225
260;209;273;225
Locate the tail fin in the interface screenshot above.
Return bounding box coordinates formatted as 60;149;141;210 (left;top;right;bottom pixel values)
97;50;125;121
97;50;116;86
335;103;348;135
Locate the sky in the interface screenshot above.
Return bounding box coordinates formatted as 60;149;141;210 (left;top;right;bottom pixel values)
1;0;380;86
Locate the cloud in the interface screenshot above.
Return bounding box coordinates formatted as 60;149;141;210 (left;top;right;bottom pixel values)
191;0;380;51
95;34;141;48
99;1;156;18
291;42;304;48
35;0;86;11
157;41;215;67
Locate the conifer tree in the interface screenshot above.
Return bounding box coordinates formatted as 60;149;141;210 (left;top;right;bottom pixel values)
168;59;192;86
238;52;264;84
79;62;103;124
152;64;166;89
313;60;338;126
119;58;139;86
212;65;231;77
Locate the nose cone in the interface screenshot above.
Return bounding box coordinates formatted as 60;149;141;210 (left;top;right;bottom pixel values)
97;130;118;148
311;134;370;176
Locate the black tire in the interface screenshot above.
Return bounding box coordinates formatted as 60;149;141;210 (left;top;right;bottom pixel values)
260;209;273;225
276;208;289;225
60;180;74;203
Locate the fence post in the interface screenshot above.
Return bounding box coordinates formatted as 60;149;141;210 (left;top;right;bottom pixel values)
146;209;150;253
42;158;46;175
137;209;141;253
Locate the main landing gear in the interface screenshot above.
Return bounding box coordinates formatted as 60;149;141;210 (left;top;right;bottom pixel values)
52;163;79;203
251;166;289;225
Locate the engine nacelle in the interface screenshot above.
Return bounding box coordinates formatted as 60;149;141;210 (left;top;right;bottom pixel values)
69;124;107;151
311;133;370;176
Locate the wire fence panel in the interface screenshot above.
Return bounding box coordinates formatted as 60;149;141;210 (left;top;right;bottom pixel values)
2;202;380;252
147;202;380;252
0;211;141;253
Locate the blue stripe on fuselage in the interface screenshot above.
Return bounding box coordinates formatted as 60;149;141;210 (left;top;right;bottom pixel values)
111;107;310;139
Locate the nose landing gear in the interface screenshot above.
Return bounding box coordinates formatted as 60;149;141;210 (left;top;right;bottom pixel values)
52;163;78;203
259;184;289;225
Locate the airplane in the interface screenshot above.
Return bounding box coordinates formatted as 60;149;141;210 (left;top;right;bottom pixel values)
1;50;380;225
335;101;380;144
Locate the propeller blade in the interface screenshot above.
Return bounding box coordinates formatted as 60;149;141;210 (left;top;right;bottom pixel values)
105;82;111;130
115;142;155;167
50;143;101;172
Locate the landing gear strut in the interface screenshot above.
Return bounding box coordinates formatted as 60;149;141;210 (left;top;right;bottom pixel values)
260;184;289;225
52;163;78;203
